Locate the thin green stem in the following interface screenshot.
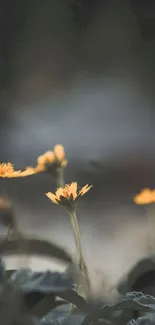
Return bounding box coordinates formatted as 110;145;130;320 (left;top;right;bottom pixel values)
69;210;83;263
56;168;65;188
0;224;12;245
68;209;90;297
146;205;155;259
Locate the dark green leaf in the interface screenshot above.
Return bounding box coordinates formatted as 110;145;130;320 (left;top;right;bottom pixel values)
82;292;155;325
8;268;87;310
0;257;5;281
127;313;155;324
0;237;72;263
117;258;155;295
30;299;68;318
3;269;16;281
2;269;57;315
9;268;73;293
57;290;88;310
0;283;39;325
125;291;155;307
24;291;55;311
41;304;87;325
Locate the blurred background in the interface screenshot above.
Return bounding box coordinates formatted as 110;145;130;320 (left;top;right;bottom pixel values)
0;0;155;301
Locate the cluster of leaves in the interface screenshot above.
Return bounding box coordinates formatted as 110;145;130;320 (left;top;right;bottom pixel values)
0;144;154;325
0;237;155;324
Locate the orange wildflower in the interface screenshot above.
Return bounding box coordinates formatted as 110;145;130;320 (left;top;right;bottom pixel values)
134;188;155;205
36;144;68;173
46;182;92;205
0;144;67;178
18;166;37;177
53;144;68;167
0;163;36;178
36;151;55;172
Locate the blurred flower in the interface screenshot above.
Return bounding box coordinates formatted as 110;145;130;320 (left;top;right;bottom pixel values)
134;188;155;205
36;144;68;173
46;182;92;205
0;163;19;177
20;166;37;176
36;151;55;172
0;196;15;228
0;144;67;183
0;163;36;178
0;197;12;211
53;144;68;167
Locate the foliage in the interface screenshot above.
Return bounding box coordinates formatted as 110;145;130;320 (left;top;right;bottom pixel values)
117;258;155;295
0;252;154;324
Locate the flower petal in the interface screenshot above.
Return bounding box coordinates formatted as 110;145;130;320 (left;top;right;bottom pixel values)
44;151;55;164
17;167;36;177
69;182;77;200
46;182;92;206
54;144;65;161
35;164;46;173
55;188;65;200
79;184;93;197
134;188;153;205
0;163;23;178
61;159;68;168
37;154;46;166
46;192;59;204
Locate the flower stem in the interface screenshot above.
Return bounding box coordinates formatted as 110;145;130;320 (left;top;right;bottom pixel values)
68;209;90;297
1;224;12;245
146;205;155;259
56;168;65;188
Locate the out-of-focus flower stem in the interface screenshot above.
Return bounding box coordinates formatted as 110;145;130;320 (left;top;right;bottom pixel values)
56;168;64;188
68;209;90;297
1;224;12;245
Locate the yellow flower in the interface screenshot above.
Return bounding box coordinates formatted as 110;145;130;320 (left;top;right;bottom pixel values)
19;166;37;177
36;151;55;172
46;182;92;205
53;144;68;167
134;188;155;205
0;163;36;178
0;144;67;178
36;144;68;173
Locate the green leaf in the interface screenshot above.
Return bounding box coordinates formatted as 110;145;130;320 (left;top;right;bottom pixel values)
9;268;73;293
0;237;72;263
30;299;68;318
41;304;87;325
117;258;155;295
81;292;155;325
24;291;56;312
8;268;87;311
0;257;5;281
3;269;15;281
127;313;155;324
0;282;39;325
57;290;87;310
124;292;155;308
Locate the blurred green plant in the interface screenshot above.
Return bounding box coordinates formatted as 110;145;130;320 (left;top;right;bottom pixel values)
0;260;154;324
